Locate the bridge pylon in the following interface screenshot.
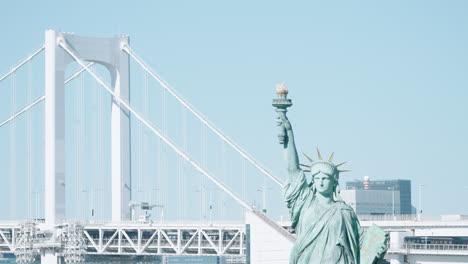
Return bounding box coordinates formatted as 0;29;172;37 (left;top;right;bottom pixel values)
43;28;132;264
44;29;131;226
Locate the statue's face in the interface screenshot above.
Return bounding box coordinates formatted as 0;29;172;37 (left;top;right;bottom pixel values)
313;172;335;196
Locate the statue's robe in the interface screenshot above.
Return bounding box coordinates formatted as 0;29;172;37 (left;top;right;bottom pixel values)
284;171;364;264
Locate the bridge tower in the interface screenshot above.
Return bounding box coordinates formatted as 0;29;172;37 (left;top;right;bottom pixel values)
43;28;131;264
44;29;131;225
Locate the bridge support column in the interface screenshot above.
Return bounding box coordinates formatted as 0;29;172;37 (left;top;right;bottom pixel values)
110;39;131;222
44;29;66;226
41;251;60;264
44;30;131;225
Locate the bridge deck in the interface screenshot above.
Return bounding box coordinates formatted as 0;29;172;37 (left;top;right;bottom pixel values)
0;221;246;257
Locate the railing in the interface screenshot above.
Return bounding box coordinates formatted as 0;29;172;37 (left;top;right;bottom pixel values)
52;220;245;227
273;214;468;224
403;243;468;251
357;214;468;222
358;214;418;222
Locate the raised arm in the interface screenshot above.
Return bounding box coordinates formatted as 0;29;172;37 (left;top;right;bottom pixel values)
277;111;301;178
273;86;312;228
277;110;311;228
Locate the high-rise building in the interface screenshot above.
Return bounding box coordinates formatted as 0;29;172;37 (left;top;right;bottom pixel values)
345;178;412;215
340;189;400;215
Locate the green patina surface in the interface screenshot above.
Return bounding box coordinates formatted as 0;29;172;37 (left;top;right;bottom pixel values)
273;84;387;264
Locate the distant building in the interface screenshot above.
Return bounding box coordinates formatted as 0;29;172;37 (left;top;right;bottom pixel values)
344;178;412;215
341;189;400;215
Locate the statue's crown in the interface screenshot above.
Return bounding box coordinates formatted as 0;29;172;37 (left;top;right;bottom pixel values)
301;149;350;181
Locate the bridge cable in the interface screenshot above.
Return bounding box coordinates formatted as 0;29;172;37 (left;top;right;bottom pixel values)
177;155;182;221
73;75;84;220
9;72;17;219
0;45;44;83
64;62;94;84
122;45;284;188
80;73;87;219
241;157;246;217
143;70;150;209
94;72;104;220
0;96;45;128
201;123;207;220
181;107;188;220
220;142;227;220
27;60;33;220
58;40;255;212
90;65;98;221
176;100;182;220
0;61;94;219
162;84;168;219
136;88;143;208
0;63;94;128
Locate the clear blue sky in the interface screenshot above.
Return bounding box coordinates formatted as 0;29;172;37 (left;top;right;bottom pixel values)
1;0;468;219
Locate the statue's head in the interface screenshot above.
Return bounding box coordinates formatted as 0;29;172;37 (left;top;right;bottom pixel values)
310;162;339;195
301;150;350;199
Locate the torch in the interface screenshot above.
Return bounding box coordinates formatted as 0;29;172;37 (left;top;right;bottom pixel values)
272;82;292;141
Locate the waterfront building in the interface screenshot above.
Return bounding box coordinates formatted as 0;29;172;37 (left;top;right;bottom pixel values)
341;189;401;215
345;178;412;214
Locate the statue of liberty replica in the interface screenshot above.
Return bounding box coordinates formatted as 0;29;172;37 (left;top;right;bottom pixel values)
273;83;387;264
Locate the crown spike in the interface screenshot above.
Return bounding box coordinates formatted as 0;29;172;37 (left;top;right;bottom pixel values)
303;170;311;172
300;164;311;168
335;161;348;167
317;148;323;160
328;152;334;162
303;153;314;163
338;170;352;173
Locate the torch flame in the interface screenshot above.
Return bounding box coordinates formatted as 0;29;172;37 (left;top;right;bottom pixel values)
276;82;288;95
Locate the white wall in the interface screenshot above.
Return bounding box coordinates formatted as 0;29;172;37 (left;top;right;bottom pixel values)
245;211;294;264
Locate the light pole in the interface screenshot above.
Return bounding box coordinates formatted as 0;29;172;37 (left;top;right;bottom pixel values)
129;201;139;222
209;190;213;225
81;190;90;220
418;184;426;221
196;186;206;220
81;189;100;221
33;189;40;221
257;186;272;214
152;204;165;223
93;188;104;220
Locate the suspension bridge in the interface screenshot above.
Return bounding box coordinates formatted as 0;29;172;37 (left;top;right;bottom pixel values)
0;30;294;264
2;30;468;264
